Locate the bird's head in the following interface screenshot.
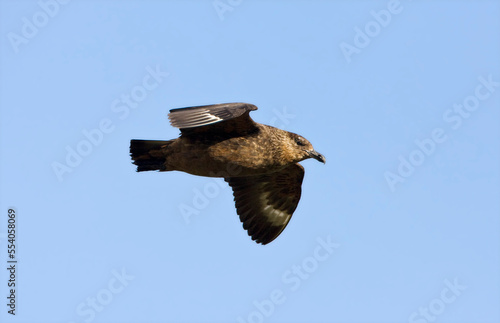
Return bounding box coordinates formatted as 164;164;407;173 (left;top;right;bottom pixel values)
287;132;326;164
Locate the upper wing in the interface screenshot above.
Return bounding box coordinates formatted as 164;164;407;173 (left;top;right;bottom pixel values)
225;163;305;245
168;102;258;136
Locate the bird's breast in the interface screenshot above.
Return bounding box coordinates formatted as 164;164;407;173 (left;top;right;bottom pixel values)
167;132;287;178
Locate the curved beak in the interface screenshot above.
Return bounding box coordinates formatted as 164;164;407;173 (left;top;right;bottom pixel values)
308;150;326;164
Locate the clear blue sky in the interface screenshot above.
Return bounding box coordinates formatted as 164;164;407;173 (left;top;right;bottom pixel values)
1;1;499;322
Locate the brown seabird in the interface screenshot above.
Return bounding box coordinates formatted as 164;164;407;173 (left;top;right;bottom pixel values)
130;102;325;245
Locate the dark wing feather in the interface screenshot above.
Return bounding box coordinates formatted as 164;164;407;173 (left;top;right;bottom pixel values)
168;102;258;136
225;164;305;245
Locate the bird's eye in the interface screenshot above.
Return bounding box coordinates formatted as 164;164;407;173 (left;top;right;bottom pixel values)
295;137;306;146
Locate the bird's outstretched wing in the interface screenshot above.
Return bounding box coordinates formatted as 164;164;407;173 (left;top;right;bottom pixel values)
168;102;258;136
225;163;305;245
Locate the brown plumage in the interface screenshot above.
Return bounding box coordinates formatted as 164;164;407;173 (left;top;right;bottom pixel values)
130;103;325;245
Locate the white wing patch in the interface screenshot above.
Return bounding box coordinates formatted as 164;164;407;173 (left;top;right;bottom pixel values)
169;109;223;129
167;103;257;130
260;192;291;226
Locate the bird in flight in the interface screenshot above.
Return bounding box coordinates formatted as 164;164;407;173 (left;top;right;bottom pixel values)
130;103;325;245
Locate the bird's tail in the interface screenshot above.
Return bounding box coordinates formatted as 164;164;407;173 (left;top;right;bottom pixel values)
130;139;174;172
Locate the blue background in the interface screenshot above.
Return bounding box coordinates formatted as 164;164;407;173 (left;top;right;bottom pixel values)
1;1;499;322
